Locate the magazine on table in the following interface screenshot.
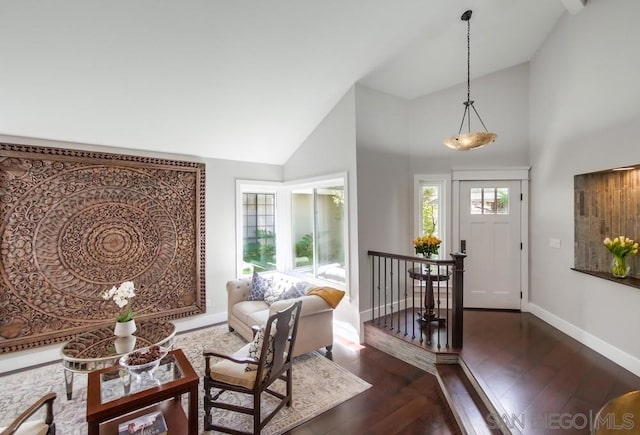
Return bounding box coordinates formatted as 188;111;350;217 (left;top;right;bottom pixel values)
117;410;167;435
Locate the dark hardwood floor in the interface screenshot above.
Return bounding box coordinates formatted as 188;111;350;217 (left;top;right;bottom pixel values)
289;310;640;435
461;310;640;435
288;336;460;435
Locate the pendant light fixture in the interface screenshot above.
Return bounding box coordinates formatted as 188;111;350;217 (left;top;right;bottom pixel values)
443;10;497;151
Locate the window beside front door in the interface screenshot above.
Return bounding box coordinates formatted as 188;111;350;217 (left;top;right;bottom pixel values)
415;176;449;260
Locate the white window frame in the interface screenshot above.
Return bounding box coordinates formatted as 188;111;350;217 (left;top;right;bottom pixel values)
236;172;349;292
285;173;348;289
414;174;451;260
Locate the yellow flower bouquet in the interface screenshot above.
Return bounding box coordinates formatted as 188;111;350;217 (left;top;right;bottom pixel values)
603;236;638;278
413;235;442;258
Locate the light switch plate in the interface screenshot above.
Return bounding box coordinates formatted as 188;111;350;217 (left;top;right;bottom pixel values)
549;238;561;249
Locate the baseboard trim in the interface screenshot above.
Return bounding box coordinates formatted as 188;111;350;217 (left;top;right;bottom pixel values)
528;303;640;377
173;312;228;333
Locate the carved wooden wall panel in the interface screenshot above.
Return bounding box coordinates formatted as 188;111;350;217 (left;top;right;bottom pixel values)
0;143;206;353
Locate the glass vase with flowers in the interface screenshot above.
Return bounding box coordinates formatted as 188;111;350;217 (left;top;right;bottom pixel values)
603;236;638;278
102;281;137;336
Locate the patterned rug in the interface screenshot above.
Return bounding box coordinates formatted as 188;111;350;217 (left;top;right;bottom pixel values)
0;324;371;434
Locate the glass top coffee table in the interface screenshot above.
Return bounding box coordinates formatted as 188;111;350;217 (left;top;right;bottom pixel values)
86;348;199;435
61;320;175;399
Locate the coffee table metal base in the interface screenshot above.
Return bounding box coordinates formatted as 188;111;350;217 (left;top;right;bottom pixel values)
61;321;175;399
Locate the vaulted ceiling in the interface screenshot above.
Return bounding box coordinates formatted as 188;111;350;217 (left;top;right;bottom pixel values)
0;1;567;164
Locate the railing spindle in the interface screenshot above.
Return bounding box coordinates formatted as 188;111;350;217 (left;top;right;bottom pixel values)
367;251;465;351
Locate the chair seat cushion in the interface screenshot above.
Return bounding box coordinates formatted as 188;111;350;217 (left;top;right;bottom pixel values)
0;421;50;435
208;343;257;389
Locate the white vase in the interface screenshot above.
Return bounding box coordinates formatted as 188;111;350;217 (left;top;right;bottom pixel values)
114;319;137;337
114;335;137;354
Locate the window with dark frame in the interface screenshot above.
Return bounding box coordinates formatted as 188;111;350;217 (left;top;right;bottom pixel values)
242;192;276;273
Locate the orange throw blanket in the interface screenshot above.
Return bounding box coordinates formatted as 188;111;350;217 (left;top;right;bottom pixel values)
307;286;345;309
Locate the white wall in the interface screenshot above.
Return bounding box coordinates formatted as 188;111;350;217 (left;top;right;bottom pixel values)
529;0;640;375
0;134;281;373
355;84;410;154
354;85;411;315
408;62;530;172
354;68;531;314
283;87;361;339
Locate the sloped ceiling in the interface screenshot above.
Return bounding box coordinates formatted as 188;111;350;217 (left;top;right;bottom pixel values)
0;0;565;164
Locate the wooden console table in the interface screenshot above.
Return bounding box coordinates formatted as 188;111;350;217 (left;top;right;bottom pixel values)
408;266;450;324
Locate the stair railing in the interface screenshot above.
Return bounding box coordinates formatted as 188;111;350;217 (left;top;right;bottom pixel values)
367;251;466;349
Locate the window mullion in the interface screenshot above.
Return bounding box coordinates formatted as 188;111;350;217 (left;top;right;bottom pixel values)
312;188;318;279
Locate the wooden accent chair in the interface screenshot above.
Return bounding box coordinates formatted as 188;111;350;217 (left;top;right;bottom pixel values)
203;301;302;435
0;392;56;435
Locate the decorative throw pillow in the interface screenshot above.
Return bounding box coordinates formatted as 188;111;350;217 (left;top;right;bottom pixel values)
263;285;284;306
279;281;311;300
271;275;297;295
245;326;275;372
264;275;297;305
248;272;272;301
295;281;313;294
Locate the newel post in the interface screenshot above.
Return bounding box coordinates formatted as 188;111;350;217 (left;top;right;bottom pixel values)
451;252;466;348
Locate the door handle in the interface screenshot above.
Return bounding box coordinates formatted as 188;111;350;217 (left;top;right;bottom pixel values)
460;240;466;254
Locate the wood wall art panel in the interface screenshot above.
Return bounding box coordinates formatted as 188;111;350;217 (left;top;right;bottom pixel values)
0;143;206;353
574;167;640;277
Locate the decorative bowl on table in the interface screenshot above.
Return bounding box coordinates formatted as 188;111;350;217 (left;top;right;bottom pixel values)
119;345;169;383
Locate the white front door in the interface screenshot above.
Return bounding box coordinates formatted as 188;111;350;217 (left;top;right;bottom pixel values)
459;180;521;309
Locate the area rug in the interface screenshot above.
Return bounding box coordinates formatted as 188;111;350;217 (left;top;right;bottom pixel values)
0;324;371;434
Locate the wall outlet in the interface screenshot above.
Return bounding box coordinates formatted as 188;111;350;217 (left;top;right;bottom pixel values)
549;238;561;249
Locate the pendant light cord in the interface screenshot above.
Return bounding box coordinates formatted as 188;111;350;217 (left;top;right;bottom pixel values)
457;15;473;136
466;17;471;107
443;9;497;149
464;13;491;134
466;17;471;134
